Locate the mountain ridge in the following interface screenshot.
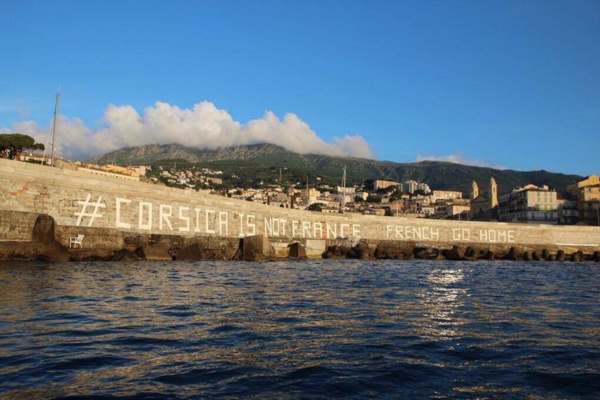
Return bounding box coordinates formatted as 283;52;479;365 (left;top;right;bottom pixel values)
89;143;583;196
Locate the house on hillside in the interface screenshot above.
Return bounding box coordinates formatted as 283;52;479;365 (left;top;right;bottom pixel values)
373;179;399;191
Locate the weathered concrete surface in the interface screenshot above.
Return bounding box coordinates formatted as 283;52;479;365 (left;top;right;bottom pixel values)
2;158;600;256
1;209;599;262
1;158;600;262
0;211;69;261
135;243;172;261
322;240;600;262
0;210;240;261
0;211;43;241
112;248;142;262
0;241;45;261
287;242;307;259
175;243;204;261
301;239;327;258
242;235;276;261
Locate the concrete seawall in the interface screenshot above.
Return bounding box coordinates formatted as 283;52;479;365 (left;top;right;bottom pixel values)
1;158;599;262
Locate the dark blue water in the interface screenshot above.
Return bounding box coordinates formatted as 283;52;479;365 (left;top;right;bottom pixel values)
0;260;599;399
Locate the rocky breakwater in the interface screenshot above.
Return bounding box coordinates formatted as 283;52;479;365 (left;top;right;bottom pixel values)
0;211;70;261
322;240;600;262
0;211;240;262
0;210;314;262
1;210;599;263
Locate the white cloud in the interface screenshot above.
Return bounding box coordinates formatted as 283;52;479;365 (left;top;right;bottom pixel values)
2;117;94;161
2;101;375;161
333;134;373;159
416;153;505;169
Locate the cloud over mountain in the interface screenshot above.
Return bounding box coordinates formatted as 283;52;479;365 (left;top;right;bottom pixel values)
416;153;505;170
2;101;375;161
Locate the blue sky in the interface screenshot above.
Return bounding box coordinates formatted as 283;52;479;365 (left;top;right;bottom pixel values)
1;0;598;176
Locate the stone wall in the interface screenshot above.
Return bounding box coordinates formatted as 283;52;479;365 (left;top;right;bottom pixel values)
1;158;600;257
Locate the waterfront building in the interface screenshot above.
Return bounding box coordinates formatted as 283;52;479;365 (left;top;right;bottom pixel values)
401;197;423;214
557;199;579;225
421;204;435;216
566;175;600;225
431;198;470;219
566;174;600;195
446;201;471;220
362;207;386;216
498;184;558;224
578;185;600;225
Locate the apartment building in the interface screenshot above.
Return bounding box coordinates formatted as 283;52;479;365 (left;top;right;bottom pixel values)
566;174;600;195
578;185;600;225
401;180;418;194
567;175;600;225
498;184;558;224
370;180;430;194
374;179;399;190
557;199;579;225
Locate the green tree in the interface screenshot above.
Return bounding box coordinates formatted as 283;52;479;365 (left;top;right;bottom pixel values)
389;188;403;201
307;203;324;212
0;133;45;159
366;194;382;203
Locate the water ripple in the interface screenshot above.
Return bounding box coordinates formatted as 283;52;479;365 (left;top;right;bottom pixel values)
0;260;599;398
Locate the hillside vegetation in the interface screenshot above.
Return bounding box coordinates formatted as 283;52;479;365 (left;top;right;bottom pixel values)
90;143;582;196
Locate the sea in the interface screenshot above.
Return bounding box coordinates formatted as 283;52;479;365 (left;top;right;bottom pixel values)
0;259;598;399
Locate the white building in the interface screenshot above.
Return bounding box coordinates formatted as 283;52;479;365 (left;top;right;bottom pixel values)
498;184;558;224
430;190;462;202
402;180;418;194
302;188;321;205
374;179;399;190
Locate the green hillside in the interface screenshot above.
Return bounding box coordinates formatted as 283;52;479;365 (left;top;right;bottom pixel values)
90;143;583;196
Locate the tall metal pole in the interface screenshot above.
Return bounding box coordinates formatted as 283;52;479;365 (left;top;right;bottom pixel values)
50;92;60;167
341;165;346;212
306;175;309;205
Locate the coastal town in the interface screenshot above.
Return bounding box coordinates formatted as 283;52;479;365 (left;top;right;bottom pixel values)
116;164;600;226
12;149;599;227
3;4;599;399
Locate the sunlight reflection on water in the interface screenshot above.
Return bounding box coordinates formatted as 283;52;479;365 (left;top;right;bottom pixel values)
0;259;599;399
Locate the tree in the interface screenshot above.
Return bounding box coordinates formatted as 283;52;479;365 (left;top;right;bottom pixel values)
0;133;45;159
389;188;403;201
307;203;324;212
